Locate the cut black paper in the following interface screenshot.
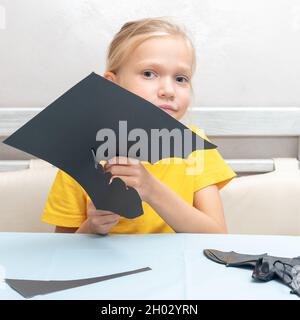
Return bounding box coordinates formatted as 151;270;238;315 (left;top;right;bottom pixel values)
5;267;151;299
3;72;217;219
204;249;300;297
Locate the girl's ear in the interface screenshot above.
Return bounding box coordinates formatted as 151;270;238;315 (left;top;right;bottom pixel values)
103;71;117;83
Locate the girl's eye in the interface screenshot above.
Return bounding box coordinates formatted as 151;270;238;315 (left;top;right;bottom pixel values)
176;76;189;83
143;71;155;78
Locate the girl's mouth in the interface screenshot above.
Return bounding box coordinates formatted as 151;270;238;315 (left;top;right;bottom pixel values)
158;104;176;114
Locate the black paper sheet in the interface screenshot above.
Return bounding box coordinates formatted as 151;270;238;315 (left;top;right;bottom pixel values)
6;267;151;298
204;249;300;297
3;72;217;219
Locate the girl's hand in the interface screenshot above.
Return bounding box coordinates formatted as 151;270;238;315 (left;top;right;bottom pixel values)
77;201;120;235
104;156;157;203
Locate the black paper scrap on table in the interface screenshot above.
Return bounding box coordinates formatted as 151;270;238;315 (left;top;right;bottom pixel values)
5;267;152;299
3;72;217;219
204;249;300;297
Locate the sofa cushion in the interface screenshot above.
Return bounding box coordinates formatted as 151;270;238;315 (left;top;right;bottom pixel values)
0;158;299;235
221;158;300;235
0;159;56;232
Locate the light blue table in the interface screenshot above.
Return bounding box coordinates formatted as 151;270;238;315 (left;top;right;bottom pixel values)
0;232;299;300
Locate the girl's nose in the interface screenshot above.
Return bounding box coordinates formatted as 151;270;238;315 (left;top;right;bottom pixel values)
157;78;175;100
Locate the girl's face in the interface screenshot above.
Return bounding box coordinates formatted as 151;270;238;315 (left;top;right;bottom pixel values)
104;35;193;120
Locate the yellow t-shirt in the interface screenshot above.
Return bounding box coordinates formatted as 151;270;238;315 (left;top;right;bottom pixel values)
41;125;236;233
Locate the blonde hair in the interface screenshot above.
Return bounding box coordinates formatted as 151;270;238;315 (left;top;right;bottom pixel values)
105;17;196;76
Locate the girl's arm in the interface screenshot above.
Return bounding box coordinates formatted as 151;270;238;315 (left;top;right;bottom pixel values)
54;203;120;234
146;180;227;233
105;157;227;234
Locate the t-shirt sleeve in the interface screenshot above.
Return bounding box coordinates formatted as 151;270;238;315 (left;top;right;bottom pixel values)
41;169;87;228
192;149;237;192
187;125;237;192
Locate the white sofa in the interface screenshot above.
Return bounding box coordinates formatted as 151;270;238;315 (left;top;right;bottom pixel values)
221;158;300;235
0;159;56;232
0;158;299;235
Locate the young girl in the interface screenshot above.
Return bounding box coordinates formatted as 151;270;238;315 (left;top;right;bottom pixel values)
42;17;236;235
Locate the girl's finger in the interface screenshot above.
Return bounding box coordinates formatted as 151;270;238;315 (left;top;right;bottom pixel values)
89;209;120;218
109;175;137;189
93;215;120;225
102;219;120;227
88;201;96;210
106;165;138;176
107;156;140;166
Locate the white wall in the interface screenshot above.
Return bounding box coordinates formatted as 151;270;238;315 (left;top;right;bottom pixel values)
0;0;299;160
